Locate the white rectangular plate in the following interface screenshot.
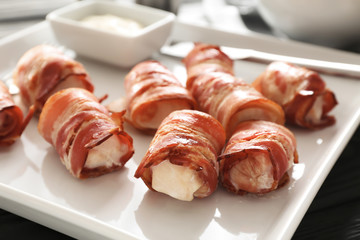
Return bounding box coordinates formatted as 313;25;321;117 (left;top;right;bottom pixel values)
1;21;360;240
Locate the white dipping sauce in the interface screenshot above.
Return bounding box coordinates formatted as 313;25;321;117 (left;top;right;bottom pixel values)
80;14;143;35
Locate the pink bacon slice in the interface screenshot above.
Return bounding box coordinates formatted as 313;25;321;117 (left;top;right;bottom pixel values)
38;88;134;179
13;44;94;113
124;60;196;132
219;120;298;194
183;43;285;137
188;71;285;137
134;109;226;201
253;61;338;129
182;42;234;90
0;81;34;146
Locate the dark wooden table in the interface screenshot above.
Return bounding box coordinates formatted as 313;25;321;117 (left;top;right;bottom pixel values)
1;7;360;240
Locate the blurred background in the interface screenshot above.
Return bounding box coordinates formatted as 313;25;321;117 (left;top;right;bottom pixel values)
1;0;360;52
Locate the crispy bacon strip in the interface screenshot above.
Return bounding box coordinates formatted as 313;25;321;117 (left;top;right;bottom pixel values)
182;42;234;90
124;60;196;132
13;44;94;113
219;120;298;194
38;88;134;179
0;81;34;146
253;61;338;129
183;43;285;137
134;109;226;201
188;71;285;137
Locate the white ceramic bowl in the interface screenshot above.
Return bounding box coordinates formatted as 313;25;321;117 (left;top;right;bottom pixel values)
256;0;360;47
46;0;175;68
